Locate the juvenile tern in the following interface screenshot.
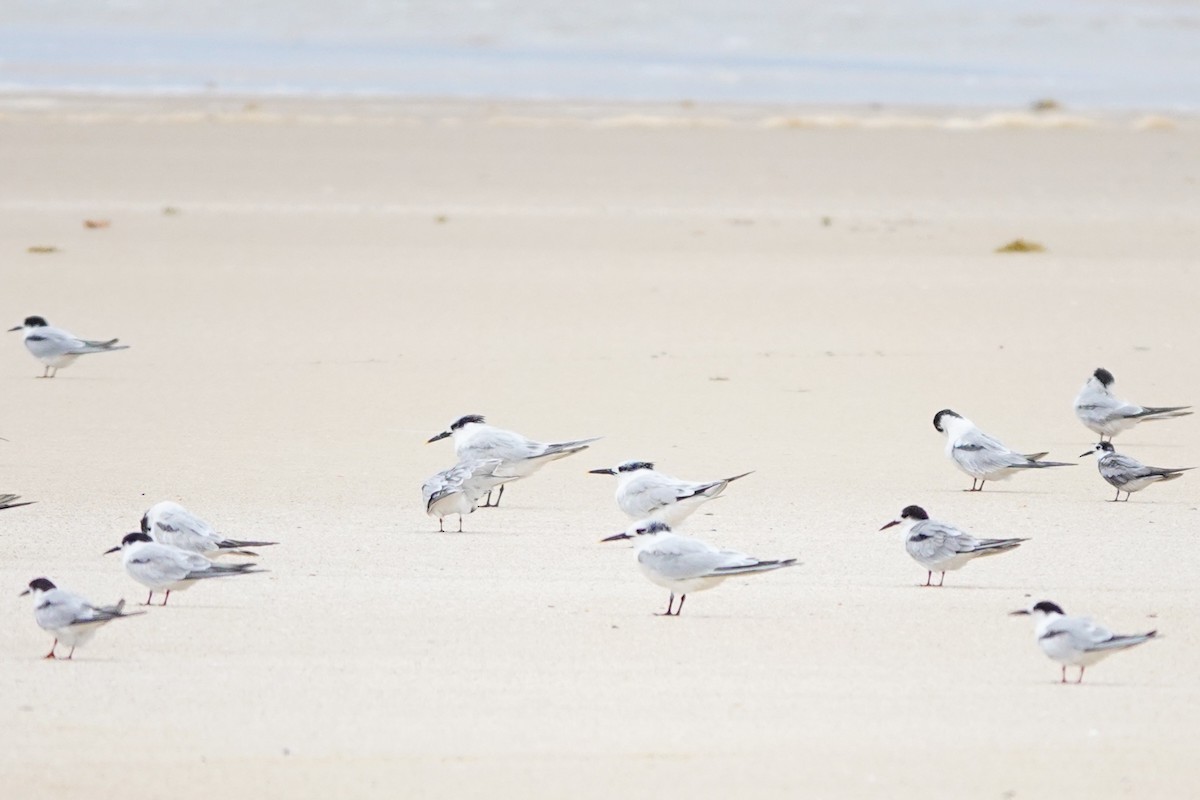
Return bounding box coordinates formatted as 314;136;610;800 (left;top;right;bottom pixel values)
104;532;264;606
1074;368;1190;441
933;409;1072;491
589;460;752;526
1010;600;1157;684
1080;442;1193;502
427;415;599;507
0;493;34;511
20;577;144;660
601;520;796;616
879;505;1028;587
422;459;514;532
7;315;129;378
141;501;278;557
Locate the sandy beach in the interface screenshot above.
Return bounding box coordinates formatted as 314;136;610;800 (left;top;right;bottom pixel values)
2;96;1198;798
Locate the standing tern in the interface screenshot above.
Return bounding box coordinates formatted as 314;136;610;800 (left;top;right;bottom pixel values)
427;415;600;507
933;409;1072;491
601;520;796;616
141;501;278;557
20;577;144;660
1080;442;1193;501
7;315;129;378
589;460;752;526
1010;600;1157;684
104;532;264;606
879;505;1028;587
422;459;514;531
1074;368;1190;442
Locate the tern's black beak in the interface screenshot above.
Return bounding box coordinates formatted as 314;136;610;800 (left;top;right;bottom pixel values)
589;468;616;475
6;325;21;333
18;588;30;596
427;430;451;443
102;545;121;555
1079;450;1095;458
879;519;900;531
1008;609;1031;616
600;531;631;542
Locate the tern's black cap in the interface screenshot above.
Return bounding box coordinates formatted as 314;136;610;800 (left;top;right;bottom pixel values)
933;409;960;432
1032;600;1065;615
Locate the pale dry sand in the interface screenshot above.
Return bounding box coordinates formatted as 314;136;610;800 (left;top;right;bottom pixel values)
1;97;1198;798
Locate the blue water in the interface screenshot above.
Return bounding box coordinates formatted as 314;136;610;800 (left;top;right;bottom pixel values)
1;0;1197;108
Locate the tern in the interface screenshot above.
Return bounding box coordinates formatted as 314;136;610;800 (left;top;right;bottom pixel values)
7;315;129;378
427;415;599;507
601;520;796;616
104;532;264;606
1074;368;1190;442
422;459;514;531
20;577;144;660
1010;600;1157;684
589;460;752;526
1080;442;1193;501
879;505;1028;587
141;501;278;557
933;409;1072;491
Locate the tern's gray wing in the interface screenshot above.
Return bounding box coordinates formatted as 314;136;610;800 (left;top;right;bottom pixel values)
1039;615;1147;653
637;536;753;580
32;325;124;355
1100;453;1190;484
908;520;1025;563
952;428;1028;472
1078;387;1189;424
77;337;125;350
1074;387;1123;418
456;428;542;462
906;520;980;560
84;598;139;621
145;503;221;550
129;544;213;583
1098;401;1143;423
184;562;260;580
1098;453;1154;486
24;326;89;358
423;459;511;509
622;473;712;516
422;462;473;508
34;589;95;630
538;437;601;456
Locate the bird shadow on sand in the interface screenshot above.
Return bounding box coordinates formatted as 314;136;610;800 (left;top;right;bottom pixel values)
410;529;526;537
930;488;1059;495
903;584;1036;592
1016;678;1142;689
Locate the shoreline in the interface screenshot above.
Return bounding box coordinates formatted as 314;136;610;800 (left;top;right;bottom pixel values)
0;91;1194;131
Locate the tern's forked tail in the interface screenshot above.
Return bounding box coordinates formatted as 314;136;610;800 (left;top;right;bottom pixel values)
1020;458;1074;469
1134;406;1192;420
710;558;799;576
